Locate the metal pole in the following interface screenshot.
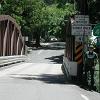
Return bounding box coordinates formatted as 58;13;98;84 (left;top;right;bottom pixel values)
96;37;100;92
99;46;100;92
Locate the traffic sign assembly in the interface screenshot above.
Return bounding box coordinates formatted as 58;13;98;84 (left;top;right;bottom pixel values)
72;25;92;35
72;15;92;36
74;15;89;25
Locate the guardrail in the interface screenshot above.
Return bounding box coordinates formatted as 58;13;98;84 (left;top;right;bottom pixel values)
0;55;27;66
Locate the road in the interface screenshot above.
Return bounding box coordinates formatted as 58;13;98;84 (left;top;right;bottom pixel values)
27;42;64;64
0;42;100;100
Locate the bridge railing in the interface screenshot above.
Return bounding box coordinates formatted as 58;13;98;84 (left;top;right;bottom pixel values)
0;15;26;65
0;55;26;66
0;15;25;56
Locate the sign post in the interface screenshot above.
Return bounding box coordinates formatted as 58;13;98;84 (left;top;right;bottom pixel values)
97;39;100;92
99;46;100;92
97;37;100;92
93;23;100;92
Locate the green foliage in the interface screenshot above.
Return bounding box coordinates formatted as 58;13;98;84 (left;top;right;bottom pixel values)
88;0;100;24
0;0;75;43
75;0;100;24
43;3;75;41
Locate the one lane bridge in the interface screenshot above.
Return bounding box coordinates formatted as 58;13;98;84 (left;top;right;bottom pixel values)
0;15;26;65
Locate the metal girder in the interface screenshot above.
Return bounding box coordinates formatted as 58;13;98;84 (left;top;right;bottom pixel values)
0;15;25;56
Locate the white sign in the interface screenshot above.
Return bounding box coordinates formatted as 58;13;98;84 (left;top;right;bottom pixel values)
74;15;89;25
75;36;83;42
72;25;92;35
75;15;89;19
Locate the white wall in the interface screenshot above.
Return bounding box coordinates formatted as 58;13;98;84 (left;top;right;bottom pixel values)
63;57;77;76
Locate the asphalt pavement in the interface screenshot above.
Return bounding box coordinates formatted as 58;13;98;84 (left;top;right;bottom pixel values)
0;42;100;100
27;42;64;64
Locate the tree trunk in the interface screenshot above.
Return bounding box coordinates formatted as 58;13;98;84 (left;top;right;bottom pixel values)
36;32;40;48
75;0;89;14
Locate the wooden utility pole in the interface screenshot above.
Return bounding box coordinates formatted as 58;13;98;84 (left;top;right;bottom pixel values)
75;0;88;15
74;0;89;83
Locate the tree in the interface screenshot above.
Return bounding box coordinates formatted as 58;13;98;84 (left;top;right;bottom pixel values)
41;3;75;41
88;0;100;24
75;0;100;24
0;0;46;47
0;0;75;46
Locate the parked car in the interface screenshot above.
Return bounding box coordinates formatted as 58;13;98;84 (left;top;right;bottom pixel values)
50;37;58;42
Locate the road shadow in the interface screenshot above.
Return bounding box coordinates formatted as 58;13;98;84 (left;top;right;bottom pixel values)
27;46;64;55
27;42;65;51
45;54;64;64
31;46;65;50
10;73;98;92
10;74;69;84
